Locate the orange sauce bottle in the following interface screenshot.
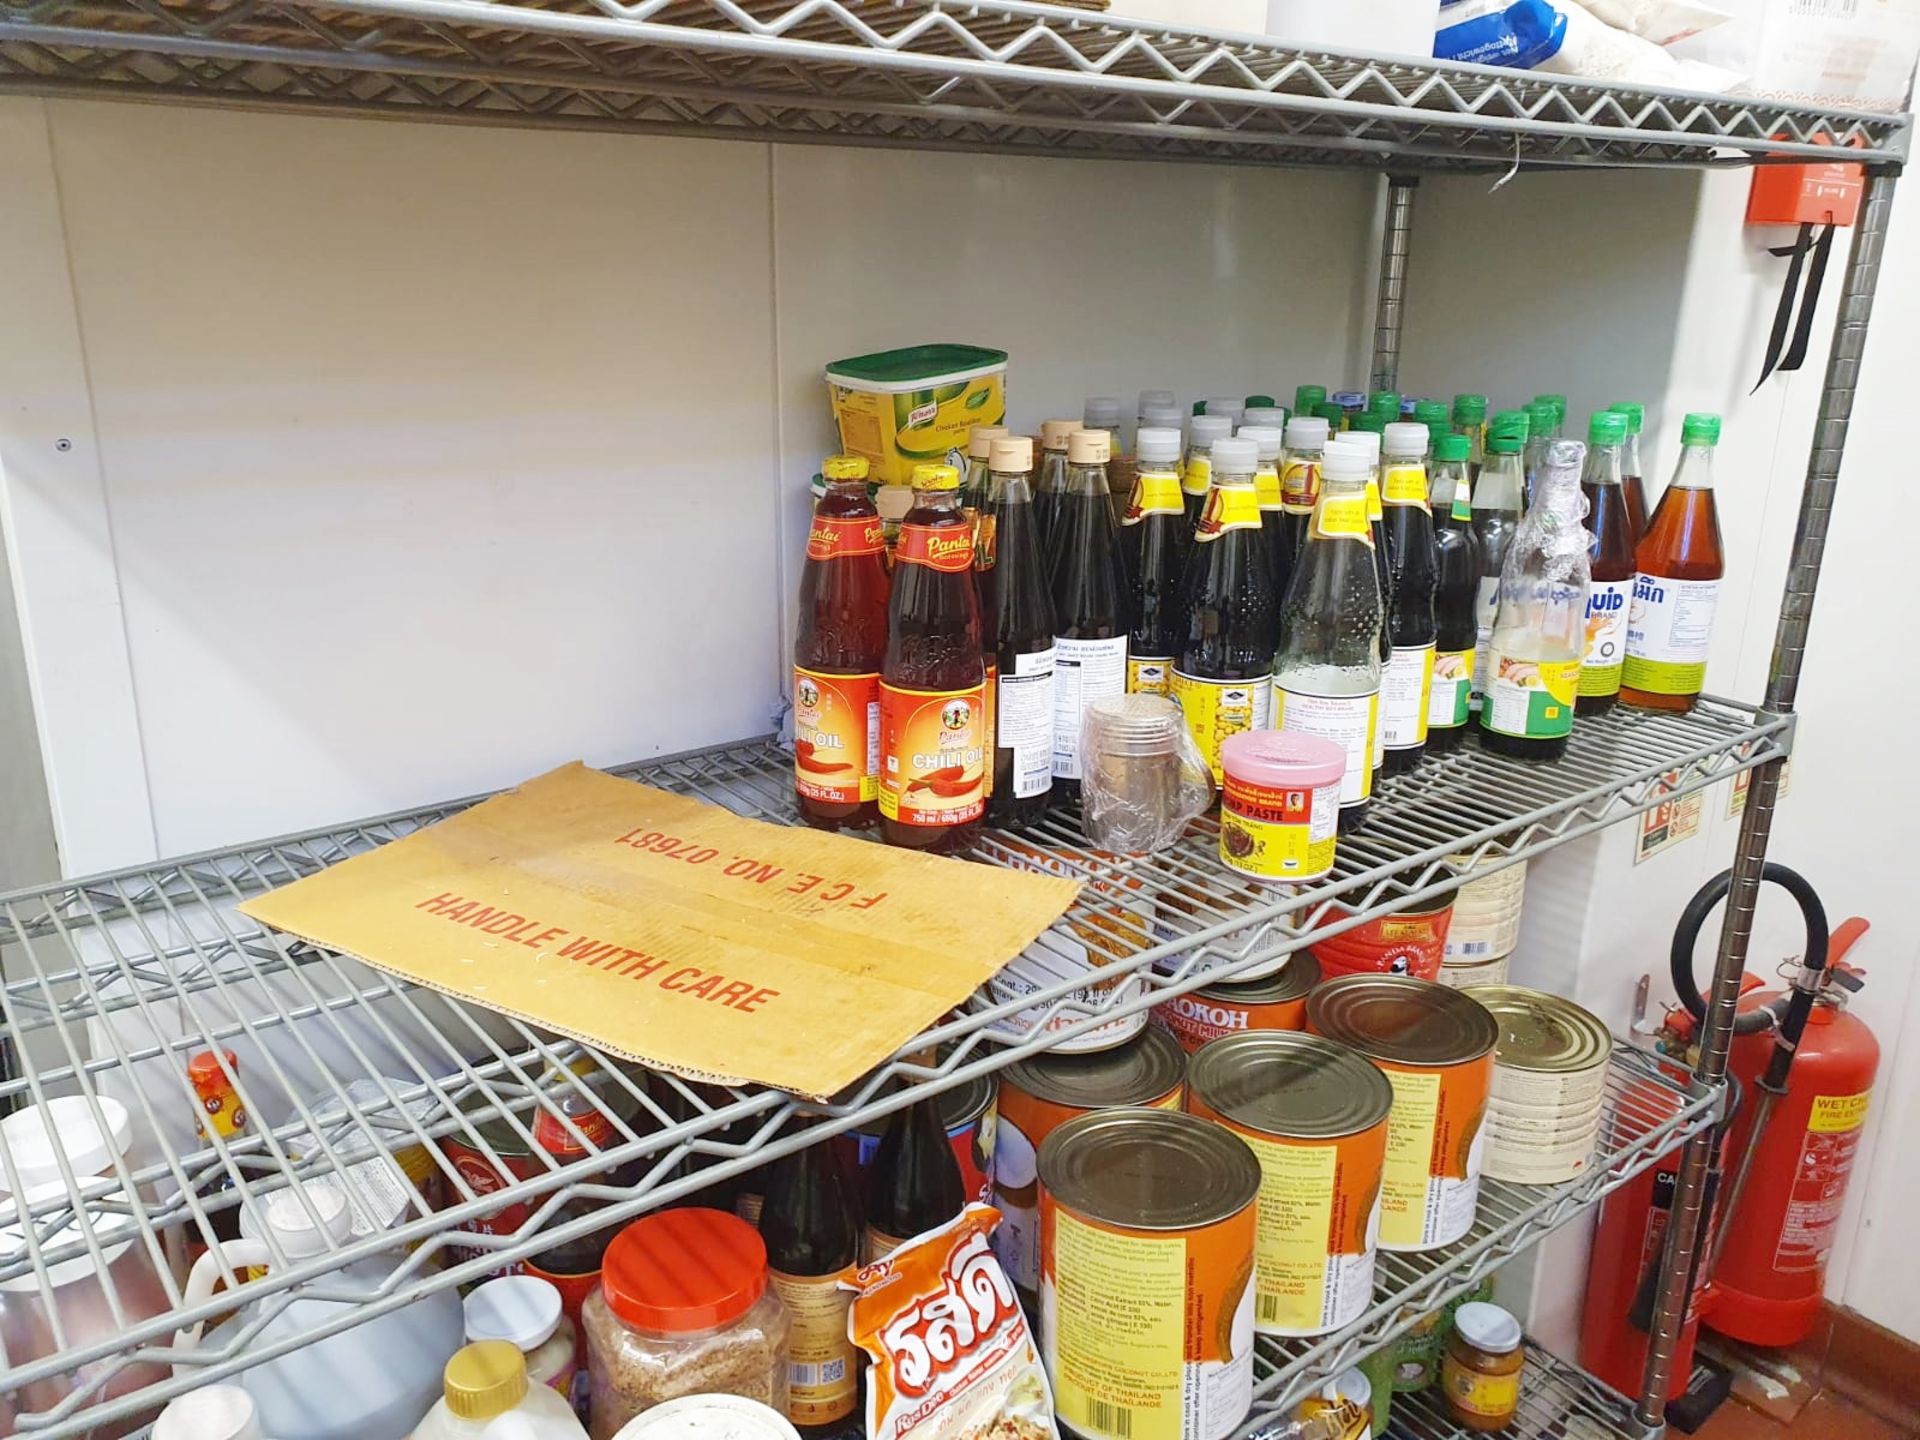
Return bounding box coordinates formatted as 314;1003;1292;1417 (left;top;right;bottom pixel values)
1622;413;1724;713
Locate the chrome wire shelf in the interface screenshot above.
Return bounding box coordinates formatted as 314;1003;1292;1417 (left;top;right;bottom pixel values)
1385;1340;1654;1440
0;0;1908;170
0;699;1771;1436
1249;1044;1712;1421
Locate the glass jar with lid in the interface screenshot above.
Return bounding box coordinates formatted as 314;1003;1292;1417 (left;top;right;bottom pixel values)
1442;1301;1525;1431
582;1208;790;1440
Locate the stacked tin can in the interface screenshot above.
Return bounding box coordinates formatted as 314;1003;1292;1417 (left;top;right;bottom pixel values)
1437;855;1527;987
1469;985;1612;1184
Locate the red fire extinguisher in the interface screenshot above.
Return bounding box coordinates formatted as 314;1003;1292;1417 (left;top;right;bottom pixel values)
1579;864;1874;1405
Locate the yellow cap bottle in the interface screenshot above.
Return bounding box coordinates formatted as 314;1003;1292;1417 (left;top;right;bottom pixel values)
443;1341;529;1422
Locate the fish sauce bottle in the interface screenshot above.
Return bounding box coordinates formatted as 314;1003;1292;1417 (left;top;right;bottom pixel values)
863;1097;965;1263
1294;384;1328;420
1085;396;1129;525
1426;433;1481;752
793;454;889;830
1280;416;1330;570
1049;429;1130;802
1273;444;1384;833
1241;424;1293;603
1623;413;1726;713
1172;436;1278;782
1453;393;1489;479
981;436;1057;830
762;1139;860;1434
961;424;1008;521
1182;415;1234;534
1367;391;1401;424
1577;410;1635;715
1035;419;1077;555
878;462;986;852
1414;401;1451;455
1522;400;1558;509
1608;401;1651;540
1124;426;1189;697
1470;411;1529;713
1479;437;1592;761
1379;422;1439;774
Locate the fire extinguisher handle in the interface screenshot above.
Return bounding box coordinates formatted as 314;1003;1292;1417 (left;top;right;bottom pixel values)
1670;862;1829;1039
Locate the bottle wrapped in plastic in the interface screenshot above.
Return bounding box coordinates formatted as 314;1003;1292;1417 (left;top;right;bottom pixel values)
1079;694;1214;853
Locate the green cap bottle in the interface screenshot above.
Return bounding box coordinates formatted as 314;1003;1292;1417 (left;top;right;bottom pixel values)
1295;384;1328;416
1587;410;1629;447
1314;401;1346;428
1414;400;1450;433
1608;401;1645;435
1367;390;1401;417
1535;392;1568;419
1433;433;1471;464
1452;393;1489;426
1525;400;1558;437
1487;410;1529;453
1245;394;1277;409
1681;412;1722;446
1351;411;1387;434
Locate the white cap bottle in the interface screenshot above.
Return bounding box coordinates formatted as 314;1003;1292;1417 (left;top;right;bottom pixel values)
154;1387;264;1440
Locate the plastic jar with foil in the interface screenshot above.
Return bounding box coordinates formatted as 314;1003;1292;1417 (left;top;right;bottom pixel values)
1218;731;1344;883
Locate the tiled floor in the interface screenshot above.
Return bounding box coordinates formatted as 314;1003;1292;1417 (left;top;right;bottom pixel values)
1696;1394;1918;1439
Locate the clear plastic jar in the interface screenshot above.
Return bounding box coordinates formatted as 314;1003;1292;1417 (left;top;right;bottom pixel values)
582;1208;790;1440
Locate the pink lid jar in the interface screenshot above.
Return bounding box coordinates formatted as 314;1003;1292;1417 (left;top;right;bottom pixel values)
1218;732;1344;883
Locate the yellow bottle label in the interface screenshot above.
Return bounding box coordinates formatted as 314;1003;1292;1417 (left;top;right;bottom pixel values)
1172;672;1271;782
1442;1355;1520;1420
1194;483;1263;541
1311;495;1372;543
1125;470;1184;522
1281;458;1320;514
1383;463;1429;509
1254;465;1284;512
1271;686;1376;805
1183;453;1213;499
1364;477;1384;522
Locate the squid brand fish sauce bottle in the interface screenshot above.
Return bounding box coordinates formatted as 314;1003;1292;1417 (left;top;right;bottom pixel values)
1622;413;1725;713
793;455;889;830
878;462;986;852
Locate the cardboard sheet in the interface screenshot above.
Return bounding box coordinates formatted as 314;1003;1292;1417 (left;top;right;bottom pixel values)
238;763;1080;1098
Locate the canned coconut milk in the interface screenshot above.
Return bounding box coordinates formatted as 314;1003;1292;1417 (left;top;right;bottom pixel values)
1437;954;1511;989
1186;1033;1392;1337
993;1027;1187;1294
1039;1109;1260;1440
1307;976;1497;1253
1152;953;1320;1054
1442;856;1526;963
1468;985;1612;1185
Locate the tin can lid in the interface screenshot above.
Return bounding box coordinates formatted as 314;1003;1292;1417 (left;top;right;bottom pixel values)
1004;1023;1186;1111
1188;1032;1392;1140
1038;1108;1258;1232
1306;974;1499;1066
1196;950;1320;1005
1465;985;1612;1074
1221;730;1345;791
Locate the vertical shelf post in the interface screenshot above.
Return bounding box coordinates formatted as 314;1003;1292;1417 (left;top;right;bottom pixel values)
1636;165;1902;1427
1370;175;1419;393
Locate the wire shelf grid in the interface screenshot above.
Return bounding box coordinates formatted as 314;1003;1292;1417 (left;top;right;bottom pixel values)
0;0;1908;169
0;698;1768;1435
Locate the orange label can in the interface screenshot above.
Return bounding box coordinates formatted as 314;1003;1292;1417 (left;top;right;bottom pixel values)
1307;975;1498;1253
1186;1033;1392;1337
1039;1110;1260;1440
1152;954;1319;1055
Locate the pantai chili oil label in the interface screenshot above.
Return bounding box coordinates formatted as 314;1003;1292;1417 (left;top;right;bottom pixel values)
794;667;880;805
808;514;887;560
1375;1057;1490;1251
878;683;986;826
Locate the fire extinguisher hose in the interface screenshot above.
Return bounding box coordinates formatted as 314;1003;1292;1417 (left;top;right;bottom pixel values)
1669;861;1829;1041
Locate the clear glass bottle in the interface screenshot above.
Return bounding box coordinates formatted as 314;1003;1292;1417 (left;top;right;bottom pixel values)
981;436;1057;829
1280;415;1329;570
961;424;1007;520
1379;422;1439;774
1181;415;1234;534
1172;436;1278;782
1272;445;1383;834
1333;427;1393;779
1426;433;1481;753
1577;410;1635;716
1240;424;1292;604
1049;430;1130;802
1623;413;1725;714
1470;411;1529;714
1479;437;1592;761
1452;393;1488;479
1084;396;1126;457
1124;426;1189;699
1608;401;1651;540
1522;400;1558;508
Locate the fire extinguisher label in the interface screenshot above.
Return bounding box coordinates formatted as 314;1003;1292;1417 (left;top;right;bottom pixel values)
1773;1090;1871;1274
